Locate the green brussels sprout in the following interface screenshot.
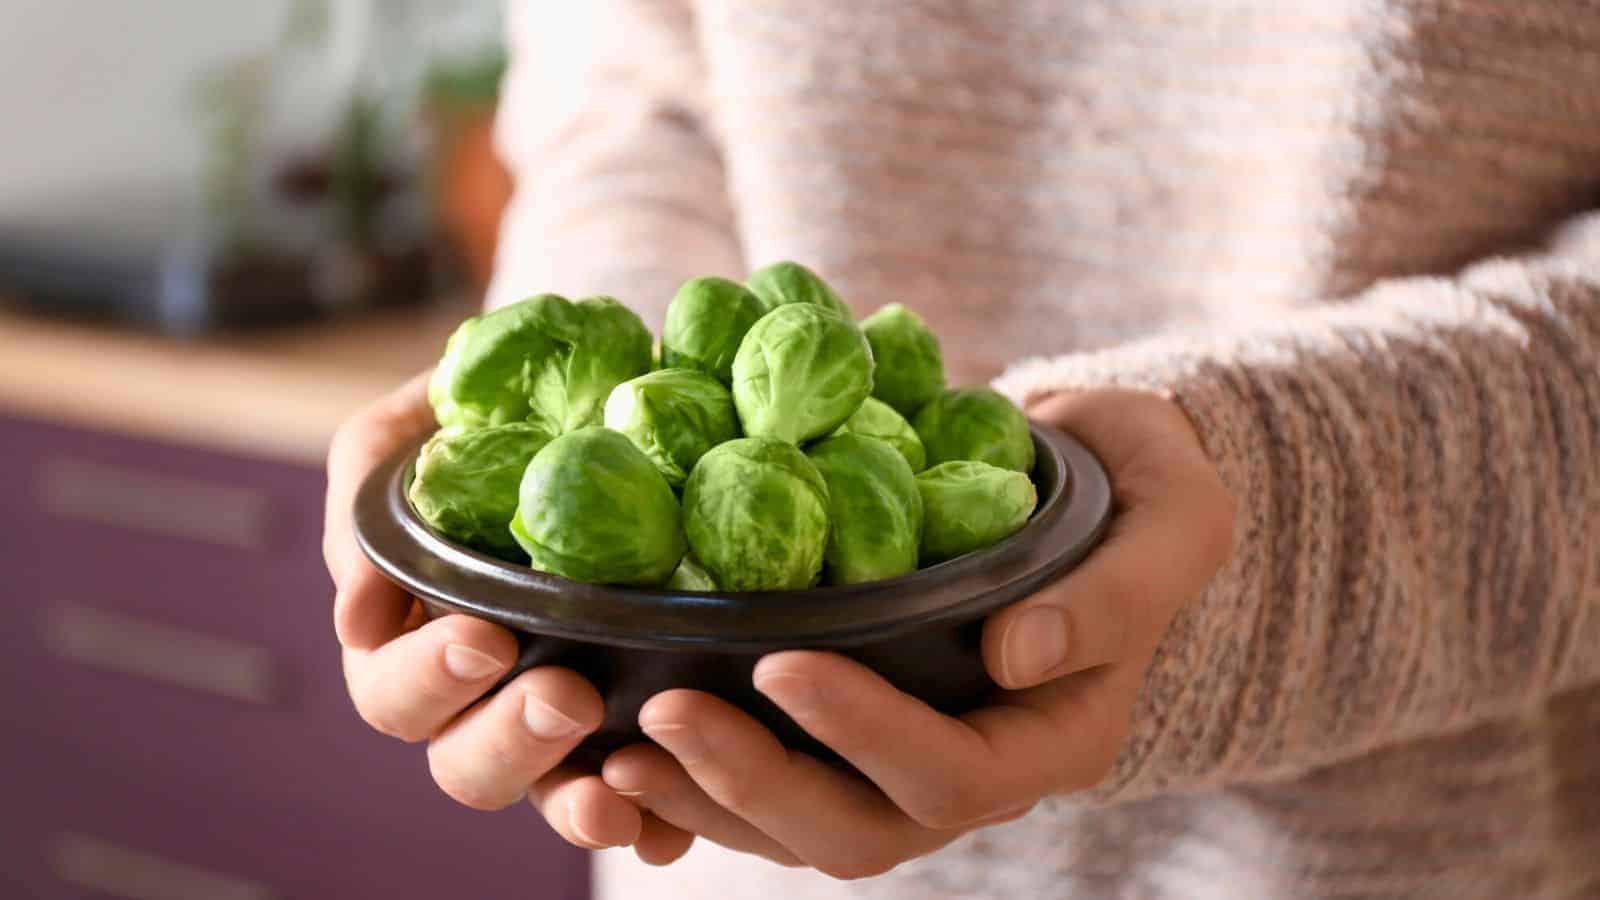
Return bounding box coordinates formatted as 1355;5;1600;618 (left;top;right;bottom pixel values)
913;387;1036;473
510;427;685;585
831;396;926;472
429;297;568;430
860;303;945;417
408;422;557;555
731;304;875;444
746;261;851;318
665;554;720;592
603;368;739;488
552;296;655;431
661;277;769;385
806;434;922;585
682;437;830;591
428;316;481;430
916;461;1037;564
429;294;651;436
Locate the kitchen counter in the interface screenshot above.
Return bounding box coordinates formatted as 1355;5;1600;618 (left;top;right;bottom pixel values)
0;297;476;464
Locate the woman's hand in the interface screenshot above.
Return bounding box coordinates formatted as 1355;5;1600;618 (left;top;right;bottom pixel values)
599;389;1235;877
322;374;688;857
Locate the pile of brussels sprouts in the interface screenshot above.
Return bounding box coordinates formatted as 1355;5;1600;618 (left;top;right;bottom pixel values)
409;262;1039;591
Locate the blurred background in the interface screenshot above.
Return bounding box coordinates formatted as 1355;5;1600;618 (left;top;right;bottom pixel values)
0;1;588;897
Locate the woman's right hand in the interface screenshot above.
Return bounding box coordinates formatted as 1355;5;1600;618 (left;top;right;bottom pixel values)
321;372;694;862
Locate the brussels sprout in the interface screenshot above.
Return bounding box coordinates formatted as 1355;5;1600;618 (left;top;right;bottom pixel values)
746;261;851;318
429;294;651;436
429;296;569;431
553;296;655;431
831;396;926;472
806;434;922;585
732;304;875;444
603;368;739;488
428;316;481;430
682;437;830;591
913;387;1036;473
665;554;720;592
916;461;1037;564
661;277;769;385
510;427;685;585
408;422;557;555
860;303;945;417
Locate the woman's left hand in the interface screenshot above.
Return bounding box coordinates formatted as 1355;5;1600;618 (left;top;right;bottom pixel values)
600;389;1236;877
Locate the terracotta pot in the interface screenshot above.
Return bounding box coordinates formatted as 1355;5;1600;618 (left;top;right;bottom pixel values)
436;110;512;291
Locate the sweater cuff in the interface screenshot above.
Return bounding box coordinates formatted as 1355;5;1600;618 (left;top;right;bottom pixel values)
994;340;1267;802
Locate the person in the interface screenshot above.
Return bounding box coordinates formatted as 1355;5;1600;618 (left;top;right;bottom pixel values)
321;2;1600;897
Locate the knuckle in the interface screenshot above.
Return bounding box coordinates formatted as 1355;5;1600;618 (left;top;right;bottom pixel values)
428;751;519;812
707;777;756;817
358;704;428;744
351;672;434;744
902;782;984;831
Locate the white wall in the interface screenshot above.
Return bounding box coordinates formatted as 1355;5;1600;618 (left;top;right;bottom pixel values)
0;1;291;239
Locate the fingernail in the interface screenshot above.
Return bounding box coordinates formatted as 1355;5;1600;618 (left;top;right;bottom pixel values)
443;643;505;681
523;695;584;741
1002;607;1070;686
602;764;646;795
641;722;709;765
567;795;622;848
754;672;821;717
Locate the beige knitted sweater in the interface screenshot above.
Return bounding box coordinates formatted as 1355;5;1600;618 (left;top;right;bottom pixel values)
488;2;1600;898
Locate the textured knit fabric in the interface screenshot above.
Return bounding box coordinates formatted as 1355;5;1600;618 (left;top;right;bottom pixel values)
489;2;1600;898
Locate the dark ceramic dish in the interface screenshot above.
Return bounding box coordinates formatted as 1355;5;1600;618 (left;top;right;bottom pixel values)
354;423;1112;768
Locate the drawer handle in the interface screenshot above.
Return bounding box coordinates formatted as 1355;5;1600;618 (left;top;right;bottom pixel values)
52;832;276;900
37;458;271;550
44;605;276;705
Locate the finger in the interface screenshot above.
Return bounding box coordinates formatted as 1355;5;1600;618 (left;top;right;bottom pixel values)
754;652;1140;829
333;565;416;653
639;690;951;880
752;651;1051;830
530;767;643;850
343;614;517;742
427;667;604;810
324;371;435;649
981;487;1223;689
602;744;801;866
633;814;696;867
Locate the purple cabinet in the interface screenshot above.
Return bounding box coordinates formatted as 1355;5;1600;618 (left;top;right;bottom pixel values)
0;415;590;900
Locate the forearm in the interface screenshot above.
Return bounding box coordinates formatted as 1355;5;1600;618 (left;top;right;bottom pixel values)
998;212;1600;801
486;0;743;320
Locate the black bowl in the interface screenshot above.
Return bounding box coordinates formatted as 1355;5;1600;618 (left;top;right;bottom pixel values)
353;423;1112;768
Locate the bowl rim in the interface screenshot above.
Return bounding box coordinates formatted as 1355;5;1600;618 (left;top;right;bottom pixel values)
353;422;1112;652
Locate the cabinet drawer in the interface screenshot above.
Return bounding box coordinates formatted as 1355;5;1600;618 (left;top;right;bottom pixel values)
0;415;588;899
6;731;589;900
10;599;413;820
1;416;329;662
2;414;321;558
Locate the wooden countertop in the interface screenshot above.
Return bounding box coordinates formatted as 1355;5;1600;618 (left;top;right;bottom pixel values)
0;297;477;464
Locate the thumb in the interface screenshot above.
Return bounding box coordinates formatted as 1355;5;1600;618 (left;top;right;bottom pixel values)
984;390;1234;690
